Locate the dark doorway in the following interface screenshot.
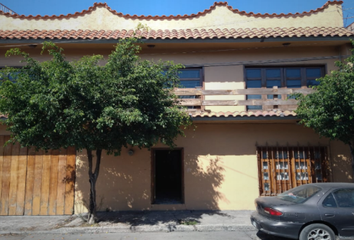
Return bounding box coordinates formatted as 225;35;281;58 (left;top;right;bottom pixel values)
152;149;183;204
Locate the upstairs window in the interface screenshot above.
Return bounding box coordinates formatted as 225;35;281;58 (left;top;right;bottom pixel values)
0;68;21;83
245;66;325;110
178;68;203;88
178;68;203;109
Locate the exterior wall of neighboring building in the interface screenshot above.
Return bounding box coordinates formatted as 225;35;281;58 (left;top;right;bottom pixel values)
74;122;353;213
0;3;343;31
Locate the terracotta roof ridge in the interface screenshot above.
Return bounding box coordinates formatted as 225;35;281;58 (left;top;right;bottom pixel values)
225;0;343;18
0;0;343;20
0;2;108;20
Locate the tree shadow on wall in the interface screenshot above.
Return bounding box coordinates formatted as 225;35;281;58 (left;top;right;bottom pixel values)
184;155;227;210
330;148;353;182
74;151;236;226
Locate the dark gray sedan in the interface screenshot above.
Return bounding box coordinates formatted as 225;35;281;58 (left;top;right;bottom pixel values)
250;182;354;240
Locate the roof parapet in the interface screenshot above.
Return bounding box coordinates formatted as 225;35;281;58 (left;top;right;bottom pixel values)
0;1;343;20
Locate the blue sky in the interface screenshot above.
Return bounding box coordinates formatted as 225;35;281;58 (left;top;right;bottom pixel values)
2;0;354;27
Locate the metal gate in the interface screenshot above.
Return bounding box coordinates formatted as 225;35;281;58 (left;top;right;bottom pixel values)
257;146;329;196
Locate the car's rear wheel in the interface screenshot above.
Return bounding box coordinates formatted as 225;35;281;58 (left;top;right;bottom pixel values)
299;223;335;240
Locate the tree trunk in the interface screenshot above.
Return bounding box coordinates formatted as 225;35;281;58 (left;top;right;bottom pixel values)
87;149;102;224
349;145;354;183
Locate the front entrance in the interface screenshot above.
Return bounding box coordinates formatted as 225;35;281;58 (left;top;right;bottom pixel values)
257;146;329;196
152;149;184;204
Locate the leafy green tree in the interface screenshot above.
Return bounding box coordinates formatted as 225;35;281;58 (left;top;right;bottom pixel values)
0;38;192;223
295;53;354;181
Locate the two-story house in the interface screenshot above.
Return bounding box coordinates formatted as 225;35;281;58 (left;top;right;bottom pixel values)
0;0;353;215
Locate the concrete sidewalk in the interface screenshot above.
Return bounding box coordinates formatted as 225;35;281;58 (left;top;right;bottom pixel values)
0;210;255;234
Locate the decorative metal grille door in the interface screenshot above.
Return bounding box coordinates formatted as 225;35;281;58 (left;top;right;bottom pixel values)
257;146;328;196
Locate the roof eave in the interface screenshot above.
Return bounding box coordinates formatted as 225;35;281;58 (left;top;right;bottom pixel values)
192;116;299;121
142;36;353;44
0;36;352;44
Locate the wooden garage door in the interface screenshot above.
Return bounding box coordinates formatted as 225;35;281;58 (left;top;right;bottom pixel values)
0;136;76;215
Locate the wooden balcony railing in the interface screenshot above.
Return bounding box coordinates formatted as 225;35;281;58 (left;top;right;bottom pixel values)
174;86;314;111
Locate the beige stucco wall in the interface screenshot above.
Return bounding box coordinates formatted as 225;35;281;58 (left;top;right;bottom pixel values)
74;122;353;213
1;44;342;68
0;43;345;113
0;3;344;31
204;65;246;112
330;139;354;182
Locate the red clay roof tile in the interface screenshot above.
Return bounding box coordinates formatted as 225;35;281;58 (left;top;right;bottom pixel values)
0;1;343;20
0;27;352;40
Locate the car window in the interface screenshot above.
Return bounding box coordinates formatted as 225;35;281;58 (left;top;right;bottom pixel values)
333;188;354;208
322;193;337;208
277;185;321;203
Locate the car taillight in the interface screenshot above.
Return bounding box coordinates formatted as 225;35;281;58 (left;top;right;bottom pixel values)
264;207;283;216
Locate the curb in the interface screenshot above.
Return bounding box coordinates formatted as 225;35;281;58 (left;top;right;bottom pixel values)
59;225;255;233
0;225;256;235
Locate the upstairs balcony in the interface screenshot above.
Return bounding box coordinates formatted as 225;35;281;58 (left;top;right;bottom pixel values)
175;86;314;113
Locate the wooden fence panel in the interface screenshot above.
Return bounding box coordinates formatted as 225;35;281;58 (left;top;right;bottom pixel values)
15;146;27;215
48;150;59;215
0;139;76;216
0;136;12;215
8;142;20;215
32;151;43;215
65;147;76;215
56;149;67;215
40;151;51;215
24;147;36;215
0;136;4;212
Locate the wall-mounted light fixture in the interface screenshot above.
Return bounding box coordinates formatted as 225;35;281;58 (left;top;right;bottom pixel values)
128;149;134;156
